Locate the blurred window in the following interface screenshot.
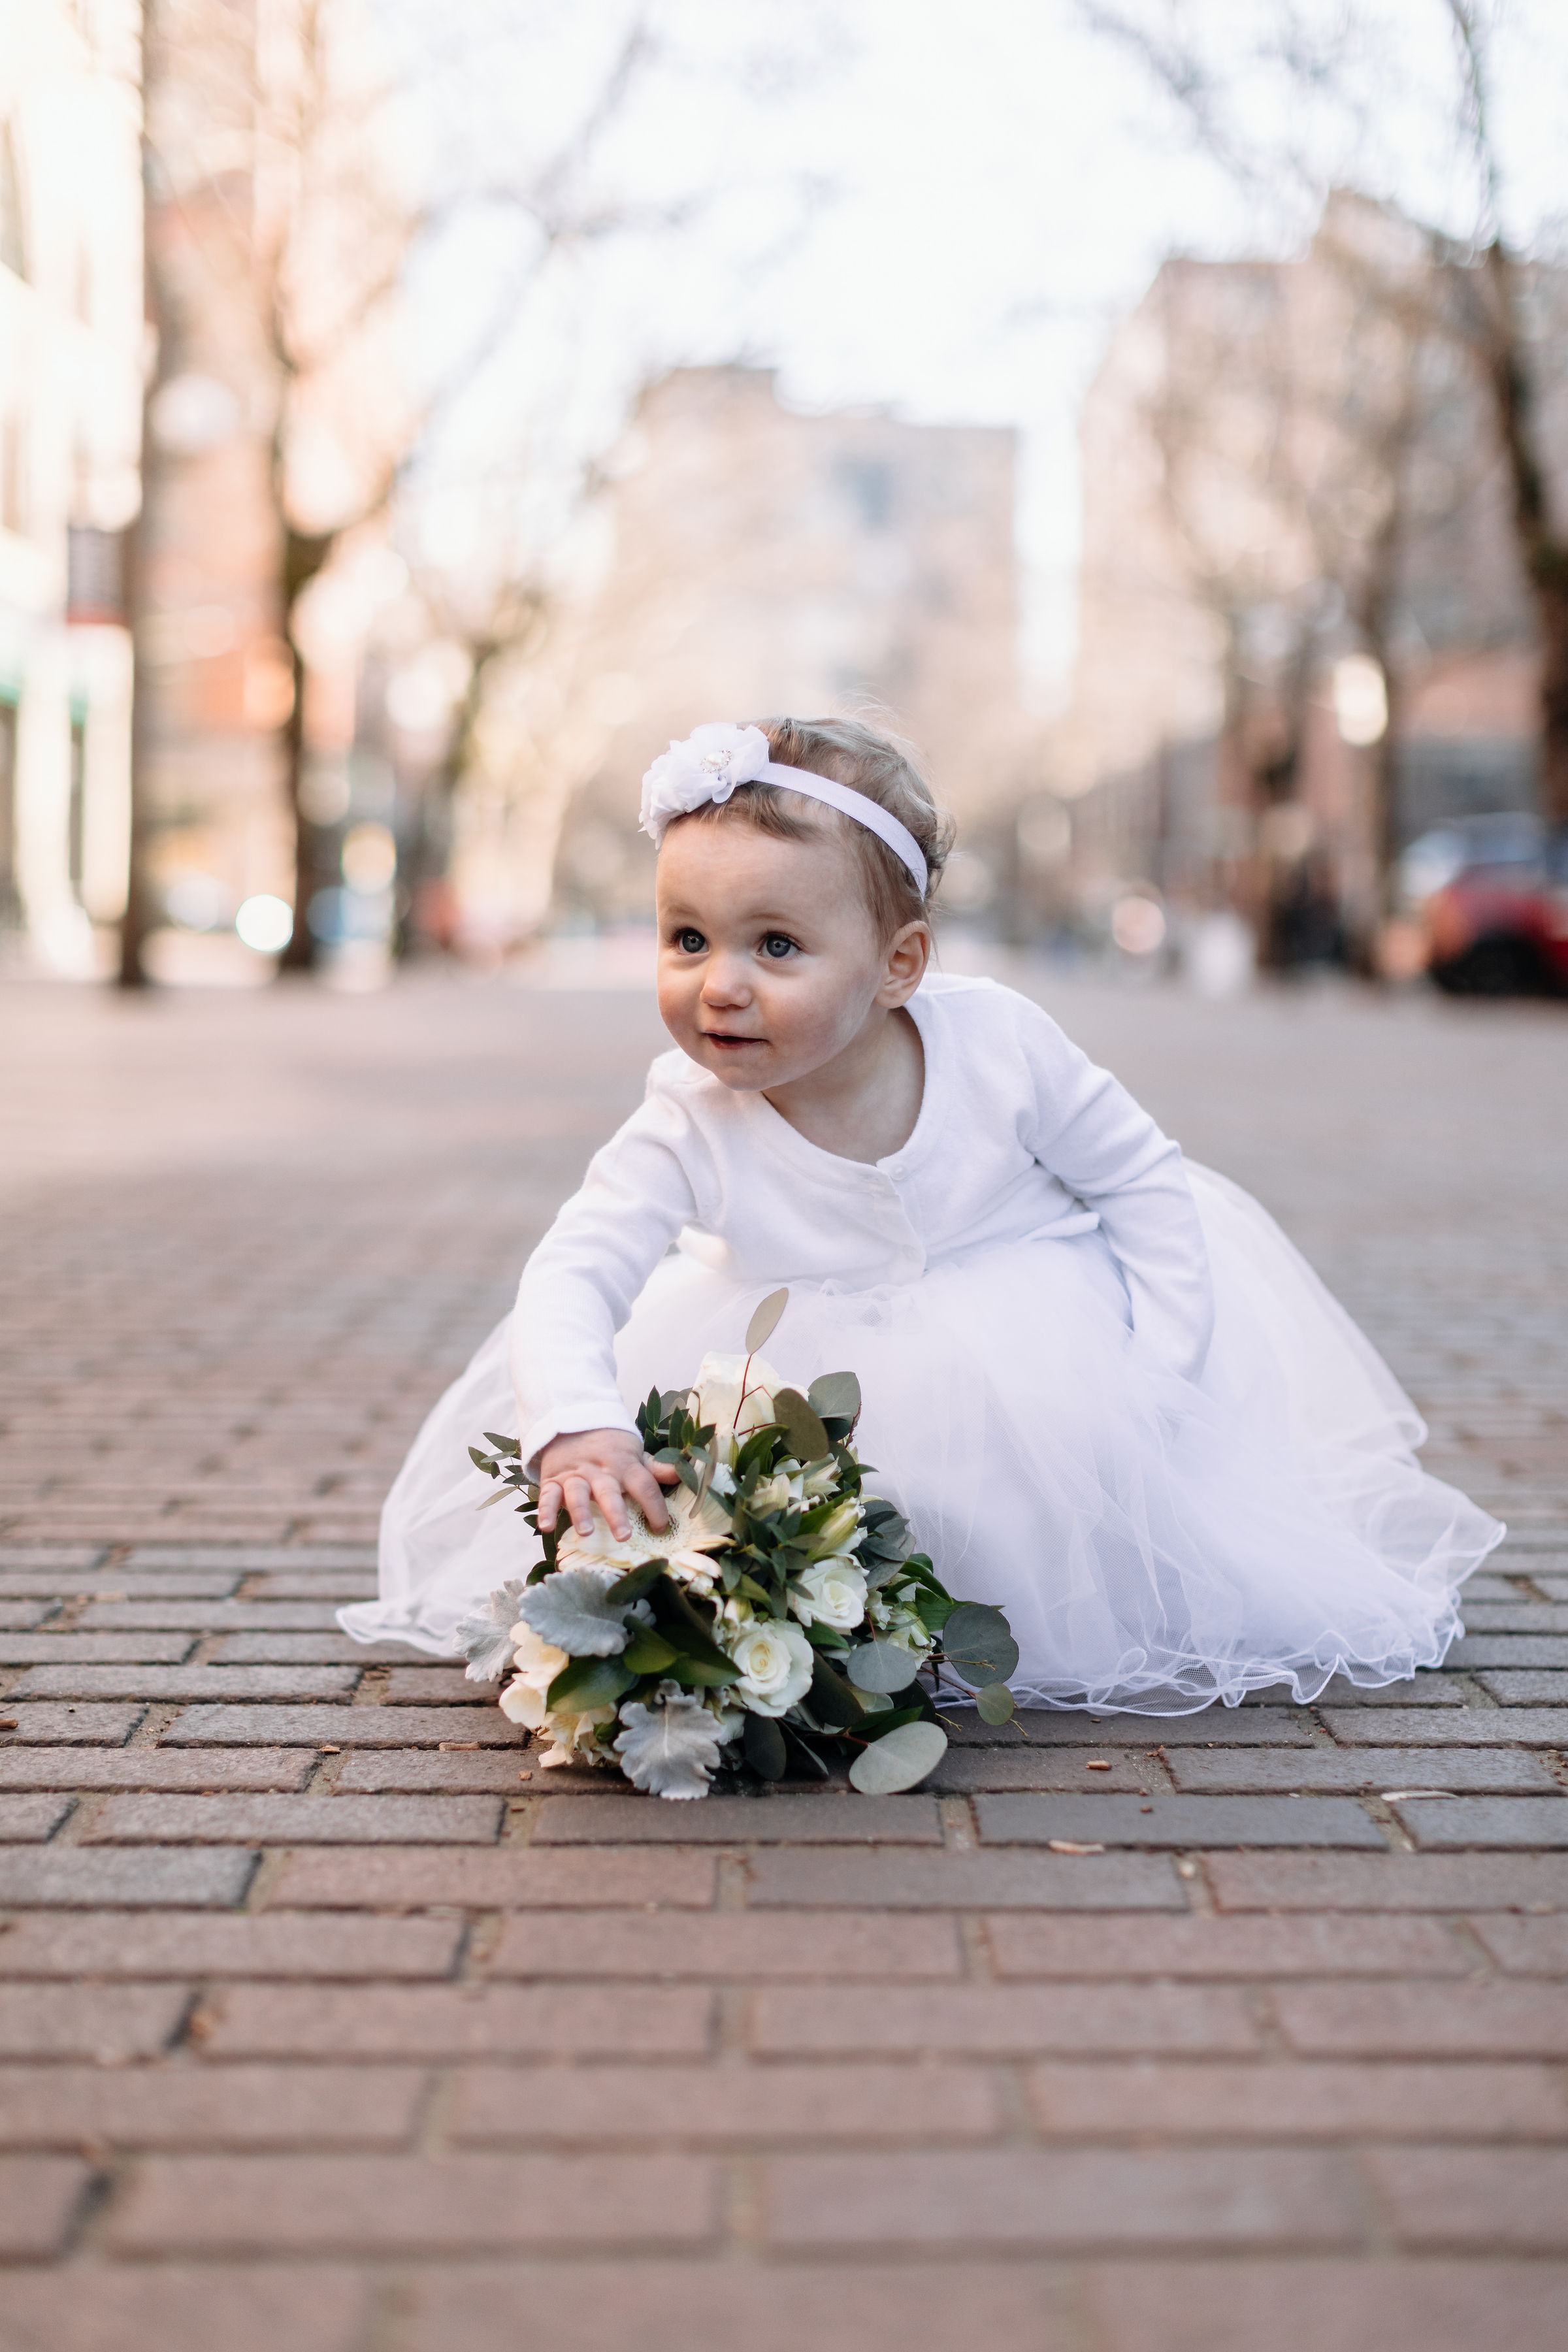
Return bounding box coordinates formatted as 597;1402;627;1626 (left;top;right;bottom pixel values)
0;699;18;927
0;122;25;282
834;457;894;532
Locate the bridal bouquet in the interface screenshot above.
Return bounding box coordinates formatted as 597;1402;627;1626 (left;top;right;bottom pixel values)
455;1292;1019;1801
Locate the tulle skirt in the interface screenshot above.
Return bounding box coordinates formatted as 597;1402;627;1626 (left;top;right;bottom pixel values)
340;1166;1503;1712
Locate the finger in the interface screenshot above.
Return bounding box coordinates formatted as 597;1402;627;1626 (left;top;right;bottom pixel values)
649;1459;681;1486
561;1475;596;1537
624;1461;670;1531
536;1478;562;1532
589;1473;631;1541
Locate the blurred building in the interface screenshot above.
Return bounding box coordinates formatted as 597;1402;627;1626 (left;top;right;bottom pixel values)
453;366;1038;942
1;0;142;972
1056;195;1567;947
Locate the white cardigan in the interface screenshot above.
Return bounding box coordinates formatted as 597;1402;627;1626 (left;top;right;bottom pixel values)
509;973;1214;1472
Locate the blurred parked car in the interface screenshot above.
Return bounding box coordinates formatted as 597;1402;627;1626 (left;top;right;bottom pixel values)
1403;815;1568;996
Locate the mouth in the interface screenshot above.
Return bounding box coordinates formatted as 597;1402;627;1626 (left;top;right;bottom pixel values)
700;1030;764;1051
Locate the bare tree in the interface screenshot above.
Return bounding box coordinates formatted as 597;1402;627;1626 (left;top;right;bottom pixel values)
122;0;677;981
1082;0;1568;832
1444;1;1568;829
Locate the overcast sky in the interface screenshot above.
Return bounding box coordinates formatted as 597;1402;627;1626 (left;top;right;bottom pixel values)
401;0;1568;702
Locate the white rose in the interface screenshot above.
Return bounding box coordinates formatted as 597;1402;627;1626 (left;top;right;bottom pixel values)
693;1350;784;1443
498;1622;568;1728
790;1561;867;1631
536;1702;617;1768
728;1619;815;1717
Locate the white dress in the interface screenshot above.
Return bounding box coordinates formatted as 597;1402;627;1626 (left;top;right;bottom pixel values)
342;973;1503;1712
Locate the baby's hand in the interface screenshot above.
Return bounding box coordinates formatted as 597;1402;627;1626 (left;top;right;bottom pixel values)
536;1429;679;1541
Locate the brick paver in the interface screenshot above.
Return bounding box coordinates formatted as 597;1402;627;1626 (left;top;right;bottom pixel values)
1;964;1566;2347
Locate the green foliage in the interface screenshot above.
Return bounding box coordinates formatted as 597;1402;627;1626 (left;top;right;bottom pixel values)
848;1720;947;1793
465;1367;1017;1803
621;1628;680;1674
743;1712;788;1780
941;1603;1020;1688
545;1654;636;1711
773;1387;831;1465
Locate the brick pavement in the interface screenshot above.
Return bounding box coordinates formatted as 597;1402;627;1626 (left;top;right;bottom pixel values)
1;962;1567;2350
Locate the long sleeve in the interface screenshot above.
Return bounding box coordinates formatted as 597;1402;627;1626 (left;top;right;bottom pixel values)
1013;996;1214;1379
508;1080;706;1473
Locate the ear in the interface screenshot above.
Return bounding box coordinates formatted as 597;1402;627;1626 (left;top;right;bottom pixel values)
875;919;932;1007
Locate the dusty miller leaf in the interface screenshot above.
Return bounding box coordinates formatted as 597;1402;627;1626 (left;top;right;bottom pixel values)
613;1694;726;1799
515;1569;630;1658
453;1580;529;1682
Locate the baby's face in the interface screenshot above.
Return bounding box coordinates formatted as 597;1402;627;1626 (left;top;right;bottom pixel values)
655;816;919;1093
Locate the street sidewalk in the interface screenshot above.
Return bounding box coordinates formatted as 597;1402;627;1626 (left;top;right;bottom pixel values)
1;965;1565;2351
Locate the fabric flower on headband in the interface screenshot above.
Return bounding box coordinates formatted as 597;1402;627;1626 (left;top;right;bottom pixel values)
640;721;771;844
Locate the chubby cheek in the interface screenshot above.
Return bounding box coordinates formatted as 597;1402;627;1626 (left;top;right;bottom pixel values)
656;962;702;1042
753;973;860;1065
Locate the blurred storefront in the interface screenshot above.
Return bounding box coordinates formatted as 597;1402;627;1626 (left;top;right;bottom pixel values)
450;366;1041;947
1;1;141;973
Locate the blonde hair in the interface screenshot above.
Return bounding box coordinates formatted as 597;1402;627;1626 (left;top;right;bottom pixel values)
669;714;956;939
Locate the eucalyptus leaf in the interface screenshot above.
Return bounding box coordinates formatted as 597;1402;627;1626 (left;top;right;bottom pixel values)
808;1369;861;1422
847;1639;924;1695
774;1388;830;1464
745;1286;789;1353
743;1712;788;1780
942;1602;1020;1686
848;1720;947;1794
976;1680;1017;1724
482;1433;521;1455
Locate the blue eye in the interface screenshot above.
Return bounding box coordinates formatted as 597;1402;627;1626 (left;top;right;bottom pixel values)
675;928;706;954
761;934;796;960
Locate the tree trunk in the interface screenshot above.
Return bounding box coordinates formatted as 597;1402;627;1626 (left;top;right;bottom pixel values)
276;523;335;973
118;1;165;988
1478;239;1568;829
1537;566;1568;831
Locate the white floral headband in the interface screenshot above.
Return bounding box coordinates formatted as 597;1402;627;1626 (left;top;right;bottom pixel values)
639;721;930;896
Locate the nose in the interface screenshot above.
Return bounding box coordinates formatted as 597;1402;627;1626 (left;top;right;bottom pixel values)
700;953;752;1009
